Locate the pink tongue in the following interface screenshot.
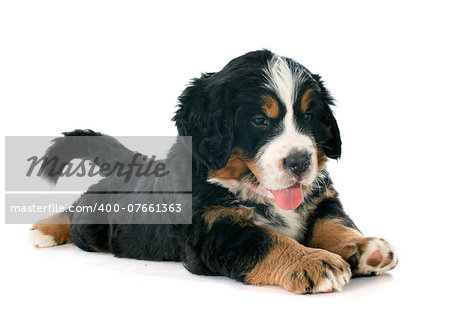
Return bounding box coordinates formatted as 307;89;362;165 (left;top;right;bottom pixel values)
270;183;303;210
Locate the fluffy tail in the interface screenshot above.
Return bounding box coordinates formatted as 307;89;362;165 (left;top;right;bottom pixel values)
40;129;135;185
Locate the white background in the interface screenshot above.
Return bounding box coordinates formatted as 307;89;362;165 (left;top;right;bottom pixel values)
1;1;449;317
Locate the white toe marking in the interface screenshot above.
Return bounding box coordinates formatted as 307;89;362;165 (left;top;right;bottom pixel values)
336;269;351;289
314;278;333;293
30;229;57;248
314;267;351;293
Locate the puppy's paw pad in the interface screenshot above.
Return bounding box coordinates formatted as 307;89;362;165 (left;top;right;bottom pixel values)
366;250;382;267
351;237;398;276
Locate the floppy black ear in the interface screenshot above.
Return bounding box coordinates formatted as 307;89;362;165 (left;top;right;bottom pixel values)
313;74;342;159
173;73;234;170
323;106;341;159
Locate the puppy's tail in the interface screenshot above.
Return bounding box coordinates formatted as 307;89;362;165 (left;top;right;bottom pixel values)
40;129;135;185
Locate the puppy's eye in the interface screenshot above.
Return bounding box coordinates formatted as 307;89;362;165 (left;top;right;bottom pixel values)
251;116;268;126
303;113;312;121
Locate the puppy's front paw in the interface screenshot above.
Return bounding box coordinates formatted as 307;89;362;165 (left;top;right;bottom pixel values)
294;249;352;294
344;237;398;276
245;246;351;294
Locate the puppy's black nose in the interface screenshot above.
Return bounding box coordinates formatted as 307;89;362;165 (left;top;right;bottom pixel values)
283;151;311;176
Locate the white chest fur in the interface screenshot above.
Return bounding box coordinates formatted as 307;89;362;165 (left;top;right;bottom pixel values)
254;204;310;241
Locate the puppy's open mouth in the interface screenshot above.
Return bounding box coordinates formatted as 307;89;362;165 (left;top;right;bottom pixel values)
269;183;303;210
246;171;304;210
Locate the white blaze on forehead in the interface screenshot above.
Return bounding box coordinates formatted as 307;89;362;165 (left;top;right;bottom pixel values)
263;56;310;144
263;56;307;113
257;55;316;190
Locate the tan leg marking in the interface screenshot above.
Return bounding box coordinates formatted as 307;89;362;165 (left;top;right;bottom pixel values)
245;231;351;294
307;219;363;259
306;219;398;276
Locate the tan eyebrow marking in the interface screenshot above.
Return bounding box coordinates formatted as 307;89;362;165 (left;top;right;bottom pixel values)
300;89;314;113
261;95;279;118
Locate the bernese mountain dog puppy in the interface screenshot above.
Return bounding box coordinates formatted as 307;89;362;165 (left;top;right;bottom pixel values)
31;50;397;294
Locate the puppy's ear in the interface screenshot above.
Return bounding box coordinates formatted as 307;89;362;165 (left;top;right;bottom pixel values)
323;106;341;159
173;73;233;170
313;74;342;159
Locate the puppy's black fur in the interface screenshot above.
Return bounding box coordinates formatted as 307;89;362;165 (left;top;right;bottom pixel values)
34;50;397;293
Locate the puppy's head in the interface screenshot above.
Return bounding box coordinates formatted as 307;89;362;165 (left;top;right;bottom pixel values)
173;50;340;210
